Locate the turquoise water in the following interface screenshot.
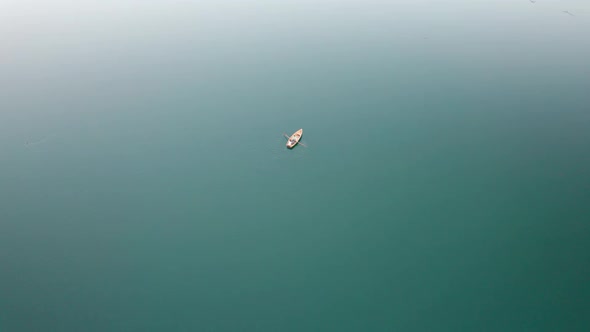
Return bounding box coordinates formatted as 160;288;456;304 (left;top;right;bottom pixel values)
2;1;590;331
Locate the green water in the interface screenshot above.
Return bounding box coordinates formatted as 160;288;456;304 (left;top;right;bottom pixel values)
2;1;590;331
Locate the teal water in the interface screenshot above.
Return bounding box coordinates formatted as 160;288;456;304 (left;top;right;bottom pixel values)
2;1;590;331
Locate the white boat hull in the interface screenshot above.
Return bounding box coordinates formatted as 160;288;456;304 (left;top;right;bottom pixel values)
286;129;303;149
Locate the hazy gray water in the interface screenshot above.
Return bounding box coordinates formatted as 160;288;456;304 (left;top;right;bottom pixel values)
1;1;590;331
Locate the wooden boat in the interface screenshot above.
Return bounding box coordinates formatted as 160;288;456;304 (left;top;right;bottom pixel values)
284;129;303;149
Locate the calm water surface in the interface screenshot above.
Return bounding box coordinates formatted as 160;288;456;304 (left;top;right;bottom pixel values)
1;1;589;331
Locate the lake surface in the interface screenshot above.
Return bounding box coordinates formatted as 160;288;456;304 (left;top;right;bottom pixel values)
1;1;589;331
